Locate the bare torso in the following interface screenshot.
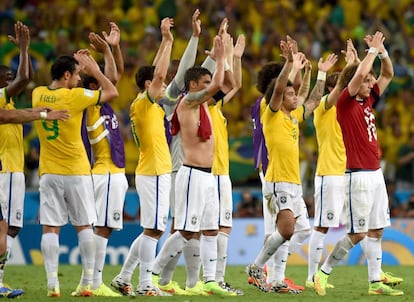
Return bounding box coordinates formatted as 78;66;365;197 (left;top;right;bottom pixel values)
177;101;214;168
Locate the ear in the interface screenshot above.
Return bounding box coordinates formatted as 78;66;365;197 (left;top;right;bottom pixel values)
144;79;152;89
190;80;197;90
63;70;71;80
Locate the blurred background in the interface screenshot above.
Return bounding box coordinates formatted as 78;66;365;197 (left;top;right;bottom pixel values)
2;0;414;220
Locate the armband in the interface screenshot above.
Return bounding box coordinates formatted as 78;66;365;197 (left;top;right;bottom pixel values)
40;111;47;121
378;50;389;60
317;71;326;81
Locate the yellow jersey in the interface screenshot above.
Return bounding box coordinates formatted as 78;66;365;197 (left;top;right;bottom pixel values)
209;100;229;175
0;88;24;172
32;86;101;175
313;96;346;175
130;91;172;175
263;105;304;184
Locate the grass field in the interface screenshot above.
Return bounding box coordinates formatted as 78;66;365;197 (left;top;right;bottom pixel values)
6;264;412;301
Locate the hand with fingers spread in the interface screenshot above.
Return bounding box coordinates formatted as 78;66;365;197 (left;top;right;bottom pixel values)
318;53;338;73
102;22;121;47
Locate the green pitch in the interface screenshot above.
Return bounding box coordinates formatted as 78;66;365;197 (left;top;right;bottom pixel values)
6;265;412;301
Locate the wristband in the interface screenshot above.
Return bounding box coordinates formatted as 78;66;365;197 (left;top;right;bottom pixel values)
40;111;47;121
317;70;326;81
368;47;378;56
378;50;389;60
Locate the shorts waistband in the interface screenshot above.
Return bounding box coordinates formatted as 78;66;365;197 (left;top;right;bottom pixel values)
345;168;376;173
183;164;212;173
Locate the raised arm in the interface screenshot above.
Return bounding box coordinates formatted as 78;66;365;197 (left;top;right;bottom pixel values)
184;36;224;106
268;39;294;111
223;34;245;103
74;49;119;103
89;32;118;84
286;35;302;91
326;39;358;108
6;21;30;97
103;22;124;79
147;17;174;100
296;56;311;106
172;9;200;92
348;31;388;96
370;33;394;95
303;53;338;119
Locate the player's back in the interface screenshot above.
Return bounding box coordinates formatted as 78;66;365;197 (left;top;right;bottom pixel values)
32;86;100;175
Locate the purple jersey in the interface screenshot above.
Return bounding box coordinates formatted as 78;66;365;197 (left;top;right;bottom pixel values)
251;96;268;174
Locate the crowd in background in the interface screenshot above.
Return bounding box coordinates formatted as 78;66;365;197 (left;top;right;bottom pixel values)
1;0;414;217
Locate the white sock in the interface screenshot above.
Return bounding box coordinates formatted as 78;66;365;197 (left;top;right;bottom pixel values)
273;241;289;282
200;235;217;282
215;232;229;282
41;233;60;289
159;250;181;286
139;235;158;289
0;235;13;287
183;238;201;288
119;234;141;282
288;229;310;254
321;235;353;274
255;230;286;268
361;236;382;282
78;229;95;286
154;231;187;274
307;230;327;281
93;234;108;289
6;235;13;260
265;257;274;284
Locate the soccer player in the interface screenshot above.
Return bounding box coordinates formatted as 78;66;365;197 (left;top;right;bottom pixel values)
313;31;404;296
149;35;235;297
81;23;126;297
246;37;337;292
250;43;312;292
0;21;68;299
127;17;174;296
209;31;245;295
32;50;118;297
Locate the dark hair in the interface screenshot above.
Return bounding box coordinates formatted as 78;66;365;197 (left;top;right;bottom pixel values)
325;72;340;94
82;62;104;88
82;75;98;88
337;63;376;91
135;65;155;91
50;55;79;80
264;78;293;105
184;66;212;91
256;62;283;94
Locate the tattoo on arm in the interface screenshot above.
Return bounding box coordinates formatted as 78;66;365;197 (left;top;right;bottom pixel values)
183;89;209;105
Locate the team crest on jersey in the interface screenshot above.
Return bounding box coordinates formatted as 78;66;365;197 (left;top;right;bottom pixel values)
292;117;298;125
279;195;287;204
225;210;231;221
191;216;198;225
16;210;22;221
113;211;121;221
327;212;334;220
358;218;365;227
